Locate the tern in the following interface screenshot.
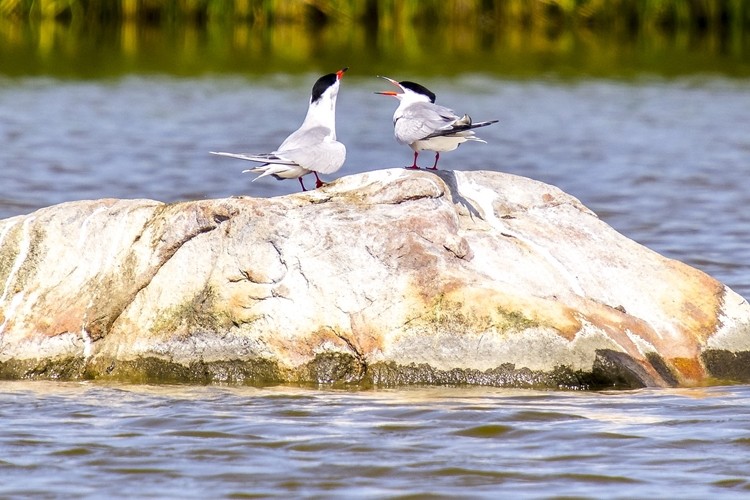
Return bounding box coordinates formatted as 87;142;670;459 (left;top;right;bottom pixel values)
375;76;498;170
211;67;348;191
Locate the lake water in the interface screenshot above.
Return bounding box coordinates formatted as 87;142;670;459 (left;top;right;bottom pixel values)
1;74;749;497
2;381;750;498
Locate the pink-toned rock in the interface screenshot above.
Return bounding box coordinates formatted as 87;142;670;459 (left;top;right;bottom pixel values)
0;169;748;388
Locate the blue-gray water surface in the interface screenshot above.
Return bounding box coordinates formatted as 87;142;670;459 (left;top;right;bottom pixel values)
1;74;747;297
1;75;749;498
2;382;750;499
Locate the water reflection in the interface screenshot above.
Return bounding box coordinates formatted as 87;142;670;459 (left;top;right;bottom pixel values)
0;15;748;78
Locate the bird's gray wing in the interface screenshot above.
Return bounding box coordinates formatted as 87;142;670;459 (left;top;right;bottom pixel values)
394;102;461;144
422;116;499;139
276;126;346;174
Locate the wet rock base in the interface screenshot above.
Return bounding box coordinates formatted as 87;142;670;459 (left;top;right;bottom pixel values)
1;349;747;390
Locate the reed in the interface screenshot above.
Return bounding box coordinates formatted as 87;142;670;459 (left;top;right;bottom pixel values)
1;0;747;78
0;0;747;36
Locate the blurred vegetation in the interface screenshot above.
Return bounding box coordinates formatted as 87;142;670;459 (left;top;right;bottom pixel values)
0;0;748;77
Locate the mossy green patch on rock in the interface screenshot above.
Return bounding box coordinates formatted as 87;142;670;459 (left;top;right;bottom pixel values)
0;357;87;380
150;285;233;336
86;356;282;385
366;361;608;390
419;294;541;335
293;351;367;386
494;306;538;332
0;351;706;389
702;350;750;383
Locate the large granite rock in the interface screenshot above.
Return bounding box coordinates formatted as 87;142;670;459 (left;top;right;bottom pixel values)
0;169;748;388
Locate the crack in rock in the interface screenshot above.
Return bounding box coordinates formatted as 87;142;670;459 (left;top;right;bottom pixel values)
88;204;233;340
333;330;368;381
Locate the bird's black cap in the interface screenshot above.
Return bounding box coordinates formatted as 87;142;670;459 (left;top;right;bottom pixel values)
311;68;347;103
400;81;436;103
311;73;337;103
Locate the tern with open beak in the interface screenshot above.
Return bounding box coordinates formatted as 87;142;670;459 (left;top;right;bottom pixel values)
212;67;348;191
375;76;498;170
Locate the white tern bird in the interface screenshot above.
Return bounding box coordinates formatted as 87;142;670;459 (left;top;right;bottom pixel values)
375;76;498;170
211;67;348;191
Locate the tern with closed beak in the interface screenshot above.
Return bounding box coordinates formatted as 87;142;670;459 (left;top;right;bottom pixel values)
212;67;348;191
375;76;498;170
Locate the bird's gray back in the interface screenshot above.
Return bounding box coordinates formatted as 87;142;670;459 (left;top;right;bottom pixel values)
277;125;332;151
395;102;460;145
275;126;345;174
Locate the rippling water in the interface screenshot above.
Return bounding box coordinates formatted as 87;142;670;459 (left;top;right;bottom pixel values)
2;381;750;498
1;74;747;297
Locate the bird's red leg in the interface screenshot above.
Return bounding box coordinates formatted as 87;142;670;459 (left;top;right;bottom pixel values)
427;152;440;170
313;172;324;188
298;177;307;191
405;151;420;170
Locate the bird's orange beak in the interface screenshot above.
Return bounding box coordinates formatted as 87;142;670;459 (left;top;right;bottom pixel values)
336;67;348;80
374;75;403;97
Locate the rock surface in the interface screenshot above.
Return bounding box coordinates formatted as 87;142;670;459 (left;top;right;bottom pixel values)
1;169;748;388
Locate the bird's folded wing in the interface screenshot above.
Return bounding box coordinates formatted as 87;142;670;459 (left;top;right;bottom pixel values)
274;126;345;174
280;140;346;174
423;118;499;139
396;102;461;144
276;125;329;152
